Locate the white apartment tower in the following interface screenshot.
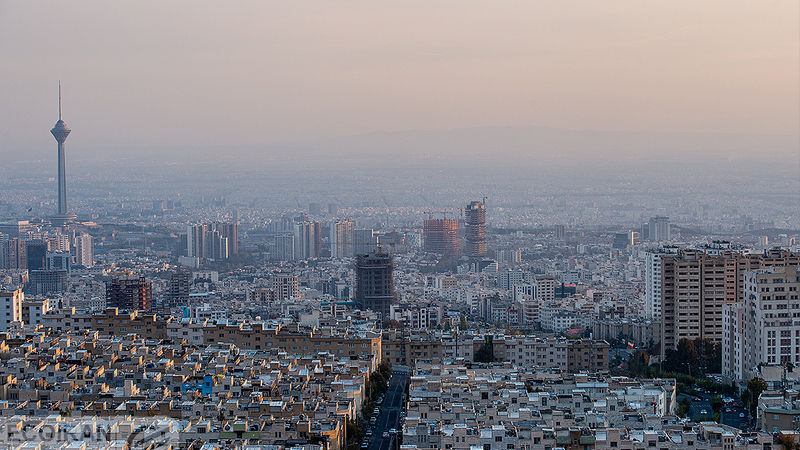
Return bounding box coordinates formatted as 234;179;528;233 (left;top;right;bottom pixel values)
722;266;800;381
0;289;23;331
74;233;93;267
186;224;205;258
648;216;671;242
644;246;679;319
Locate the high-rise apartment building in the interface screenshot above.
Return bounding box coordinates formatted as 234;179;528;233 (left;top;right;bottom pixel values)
640;223;650;241
464;200;487;258
648;216;671;242
185;223;232;260
27;270;68;296
612;231;639;249
294;221;322;259
213;222;238;255
644;246;679;319
555;225;566;240
659;248;800;357
46;250;71;275
723;266;800;381
355;251;397;318
330;219;355;258
205;230;229;260
0;238;27;270
274;232;295;261
166;270;192;307
106;277;152;311
47;234;70;252
74;233;93;267
0;290;23;331
26;240;48;271
423;218;460;258
186;224;208;259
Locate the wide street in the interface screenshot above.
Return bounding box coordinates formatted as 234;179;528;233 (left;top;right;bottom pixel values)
367;367;410;450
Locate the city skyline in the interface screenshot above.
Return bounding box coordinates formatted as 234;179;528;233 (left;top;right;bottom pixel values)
0;3;799;448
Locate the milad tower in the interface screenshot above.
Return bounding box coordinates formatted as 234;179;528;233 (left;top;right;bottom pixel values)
50;82;76;226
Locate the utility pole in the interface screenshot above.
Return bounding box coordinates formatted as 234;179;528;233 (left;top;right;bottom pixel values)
783;362;788;405
455;324;459;360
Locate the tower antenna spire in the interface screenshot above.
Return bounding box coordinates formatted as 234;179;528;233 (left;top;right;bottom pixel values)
58;81;62;120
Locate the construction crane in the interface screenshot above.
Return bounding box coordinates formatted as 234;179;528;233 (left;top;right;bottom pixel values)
423;209;457;221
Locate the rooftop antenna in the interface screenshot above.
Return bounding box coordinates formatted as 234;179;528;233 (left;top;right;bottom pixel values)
58;80;62;120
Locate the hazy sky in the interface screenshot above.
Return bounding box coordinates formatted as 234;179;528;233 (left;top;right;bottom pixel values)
0;1;798;161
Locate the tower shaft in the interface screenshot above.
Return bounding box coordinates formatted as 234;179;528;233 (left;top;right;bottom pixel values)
57;141;67;215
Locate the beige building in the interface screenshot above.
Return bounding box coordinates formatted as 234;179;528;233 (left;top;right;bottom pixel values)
247;287;277;303
271;274;298;300
534;276;556;302
21;297;50;328
592;319;659;347
203;321;381;364
383;330;608;373
659;249;800;357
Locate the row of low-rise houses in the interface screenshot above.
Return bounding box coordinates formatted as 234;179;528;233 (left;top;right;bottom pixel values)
36;307;382;361
0;321;388;449
401;362;777;450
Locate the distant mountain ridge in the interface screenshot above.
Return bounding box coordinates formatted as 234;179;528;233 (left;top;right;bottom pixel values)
6;125;798;171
